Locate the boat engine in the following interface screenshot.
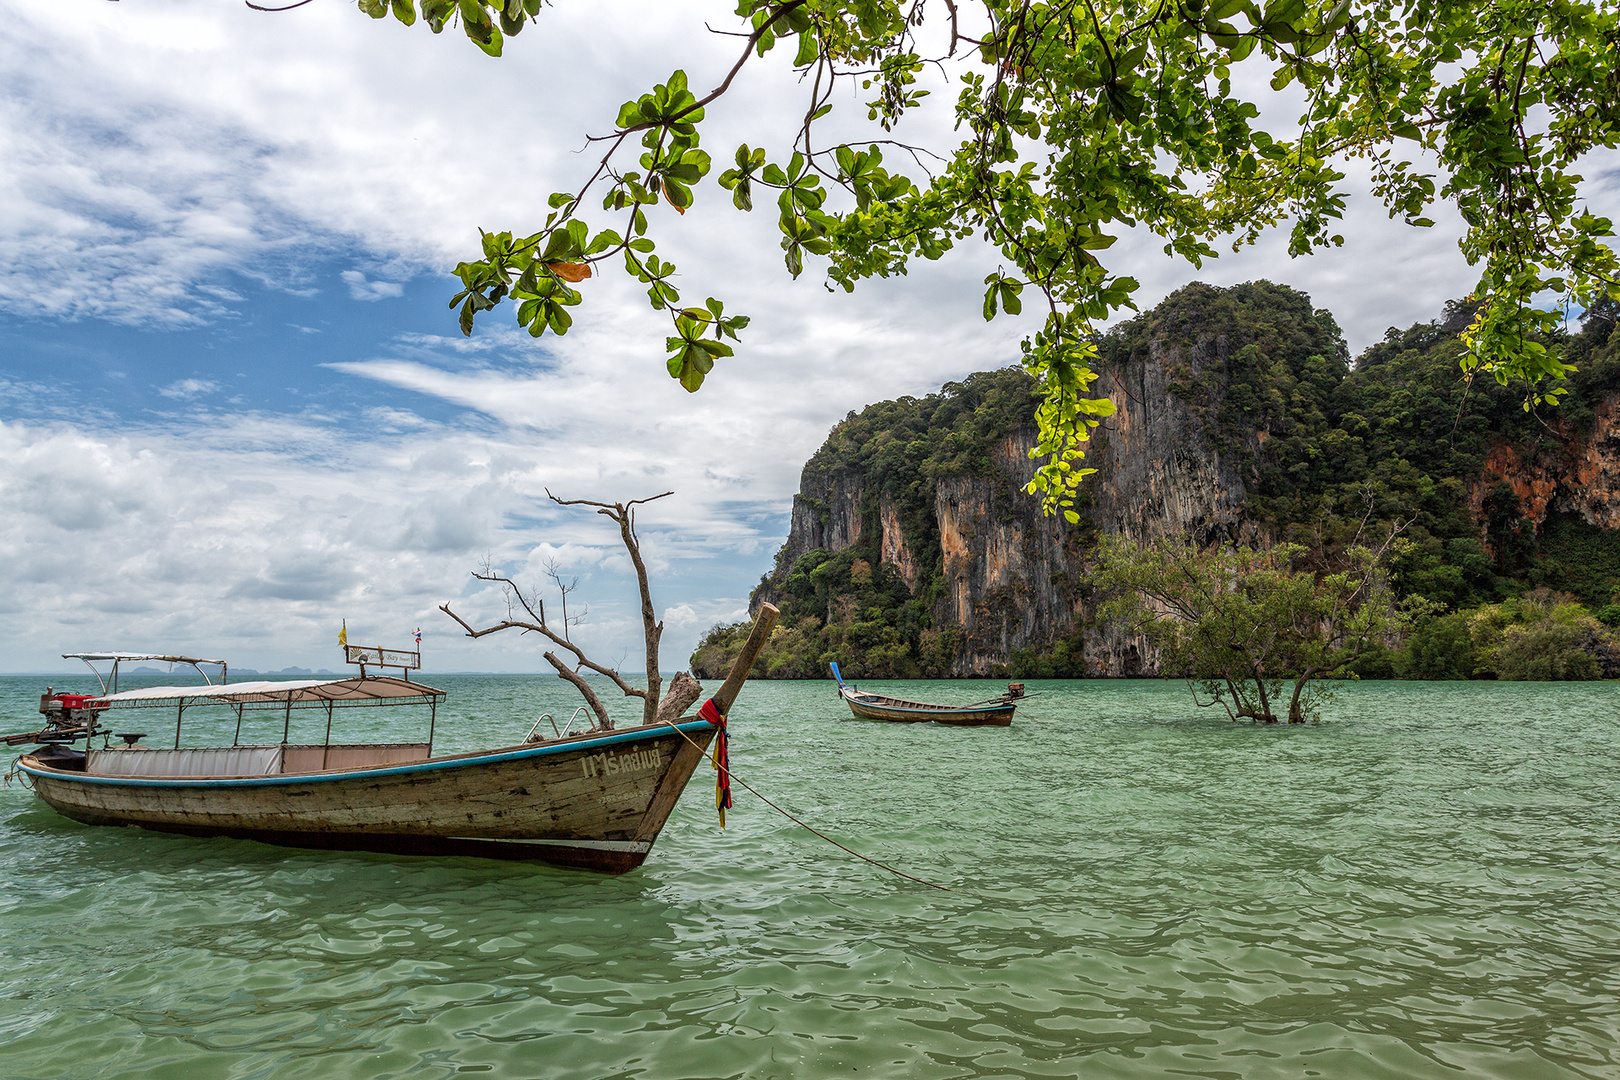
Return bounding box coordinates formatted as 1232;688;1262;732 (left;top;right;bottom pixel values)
39;690;102;730
3;689;104;750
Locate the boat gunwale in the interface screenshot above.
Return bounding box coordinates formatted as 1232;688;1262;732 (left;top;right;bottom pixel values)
18;717;715;789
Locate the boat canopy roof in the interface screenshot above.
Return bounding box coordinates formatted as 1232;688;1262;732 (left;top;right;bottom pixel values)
92;675;444;711
64;652;227;665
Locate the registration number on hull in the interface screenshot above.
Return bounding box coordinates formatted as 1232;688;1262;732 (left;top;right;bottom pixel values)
580;746;661;780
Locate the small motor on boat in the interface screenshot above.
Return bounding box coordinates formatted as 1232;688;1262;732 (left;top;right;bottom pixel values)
2;688;106;750
39;690;102;728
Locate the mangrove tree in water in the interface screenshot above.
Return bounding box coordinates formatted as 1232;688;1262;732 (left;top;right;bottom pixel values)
1094;533;1405;722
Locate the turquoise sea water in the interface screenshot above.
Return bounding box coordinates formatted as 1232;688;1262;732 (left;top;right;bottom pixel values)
1;675;1616;1080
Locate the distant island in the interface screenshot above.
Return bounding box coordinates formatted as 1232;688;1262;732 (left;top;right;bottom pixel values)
693;280;1620;682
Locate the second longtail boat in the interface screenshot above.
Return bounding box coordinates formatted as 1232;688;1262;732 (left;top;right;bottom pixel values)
829;662;1022;727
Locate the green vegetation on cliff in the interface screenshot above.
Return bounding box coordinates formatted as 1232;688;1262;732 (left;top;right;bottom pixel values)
692;283;1620;681
693;368;1040;681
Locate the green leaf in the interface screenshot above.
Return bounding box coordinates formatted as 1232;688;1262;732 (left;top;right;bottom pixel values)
663;180;694;211
585;229;622;255
794;30;818;66
421;0;454;30
1298;31;1333;56
461;12;502;54
1114;44;1148;73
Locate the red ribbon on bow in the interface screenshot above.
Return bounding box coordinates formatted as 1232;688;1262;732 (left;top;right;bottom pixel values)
698;697;731;827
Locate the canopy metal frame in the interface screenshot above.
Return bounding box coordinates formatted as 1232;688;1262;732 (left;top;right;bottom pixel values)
64;653;227;697
92;675;447;757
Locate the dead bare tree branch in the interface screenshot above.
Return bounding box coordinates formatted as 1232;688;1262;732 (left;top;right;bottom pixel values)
439;490;686;731
546;489;673;726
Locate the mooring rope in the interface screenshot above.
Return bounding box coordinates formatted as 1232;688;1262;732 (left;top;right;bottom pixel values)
661;720;953;892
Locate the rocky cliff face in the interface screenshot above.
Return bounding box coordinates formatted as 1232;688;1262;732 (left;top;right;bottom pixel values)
757;293;1296;675
1085;329;1264;547
928;433;1093;673
1470;393;1620;530
746;281;1620;679
760;349;1253;675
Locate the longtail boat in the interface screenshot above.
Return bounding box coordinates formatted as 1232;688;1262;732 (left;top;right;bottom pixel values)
829;662;1022;727
10;608;776;874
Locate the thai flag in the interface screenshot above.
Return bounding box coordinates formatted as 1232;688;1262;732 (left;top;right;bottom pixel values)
413;627;422;645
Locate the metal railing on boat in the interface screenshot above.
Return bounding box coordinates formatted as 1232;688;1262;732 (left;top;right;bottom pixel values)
526;707;592;743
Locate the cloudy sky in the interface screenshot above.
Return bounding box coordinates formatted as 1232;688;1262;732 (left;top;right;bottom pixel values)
2;0;1614;681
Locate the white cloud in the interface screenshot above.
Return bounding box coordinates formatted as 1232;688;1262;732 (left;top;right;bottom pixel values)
7;0;1606;350
157;378;219;399
340;269;405;301
662;600;749;631
0;411;784;677
363;406;428;430
662;603;699;627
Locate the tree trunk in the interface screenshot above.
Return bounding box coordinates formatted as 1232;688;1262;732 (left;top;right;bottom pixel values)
615;509;663;726
1251;664;1277;723
1287;669;1316;723
544;651;613;730
653;671;703;724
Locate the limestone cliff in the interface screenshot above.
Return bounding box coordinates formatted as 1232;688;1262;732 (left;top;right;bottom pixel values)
1470;393;1620;531
718;281;1620;680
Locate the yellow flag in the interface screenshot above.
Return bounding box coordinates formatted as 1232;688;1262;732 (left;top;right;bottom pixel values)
338;619;347;648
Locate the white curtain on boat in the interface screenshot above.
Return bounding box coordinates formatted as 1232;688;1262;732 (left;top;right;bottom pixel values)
87;746;284;777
